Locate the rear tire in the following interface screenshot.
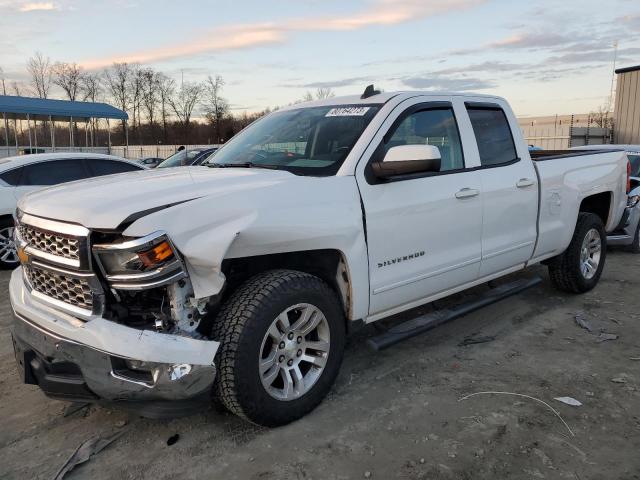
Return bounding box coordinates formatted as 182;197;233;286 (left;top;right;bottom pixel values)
212;269;345;427
0;217;19;270
548;213;606;293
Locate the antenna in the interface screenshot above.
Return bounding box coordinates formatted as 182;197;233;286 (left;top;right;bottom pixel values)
361;84;380;99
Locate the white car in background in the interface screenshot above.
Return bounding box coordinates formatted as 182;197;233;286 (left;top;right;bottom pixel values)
0;153;146;268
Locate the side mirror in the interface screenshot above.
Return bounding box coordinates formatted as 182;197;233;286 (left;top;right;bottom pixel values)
372;145;441;179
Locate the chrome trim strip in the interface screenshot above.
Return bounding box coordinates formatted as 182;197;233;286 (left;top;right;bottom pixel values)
110;371;155;388
105;259;183;282
24;246;80;269
31;259;96;278
20;212;90;237
93;230;167;251
109;270;186;290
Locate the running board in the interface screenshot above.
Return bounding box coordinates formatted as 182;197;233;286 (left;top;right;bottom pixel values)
367;276;542;351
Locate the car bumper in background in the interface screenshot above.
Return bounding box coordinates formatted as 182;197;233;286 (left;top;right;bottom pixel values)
607;204;640;246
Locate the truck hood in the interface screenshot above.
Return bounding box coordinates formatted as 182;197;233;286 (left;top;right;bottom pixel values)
19;166;365;301
18;167;295;229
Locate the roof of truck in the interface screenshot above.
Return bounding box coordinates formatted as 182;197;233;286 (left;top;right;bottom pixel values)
280;91;505;111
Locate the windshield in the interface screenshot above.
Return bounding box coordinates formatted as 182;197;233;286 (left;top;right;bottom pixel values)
157;149;204;168
628;154;640;177
205;105;380;175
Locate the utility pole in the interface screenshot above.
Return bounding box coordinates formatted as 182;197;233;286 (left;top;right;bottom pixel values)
609;40;618;108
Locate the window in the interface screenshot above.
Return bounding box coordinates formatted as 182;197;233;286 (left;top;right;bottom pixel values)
467;107;518;167
0;167;23;186
206;105;380;176
86;159;142;176
384;108;464;171
21;160;89;186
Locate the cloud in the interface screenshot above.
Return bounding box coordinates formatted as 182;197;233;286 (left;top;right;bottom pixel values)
283;76;373;89
19;2;56;11
401;75;496;91
79;0;486;69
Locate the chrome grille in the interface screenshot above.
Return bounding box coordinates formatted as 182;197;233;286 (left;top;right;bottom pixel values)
19;224;80;261
24;264;93;311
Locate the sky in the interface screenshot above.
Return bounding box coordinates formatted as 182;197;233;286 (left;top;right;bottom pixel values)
1;0;639;117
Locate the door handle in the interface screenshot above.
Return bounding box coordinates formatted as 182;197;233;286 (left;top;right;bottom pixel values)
516;178;535;188
455;188;480;199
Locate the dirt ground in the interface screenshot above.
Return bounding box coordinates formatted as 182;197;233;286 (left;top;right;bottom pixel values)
1;252;639;480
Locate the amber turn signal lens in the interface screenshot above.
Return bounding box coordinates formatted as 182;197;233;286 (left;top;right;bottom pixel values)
137;240;174;267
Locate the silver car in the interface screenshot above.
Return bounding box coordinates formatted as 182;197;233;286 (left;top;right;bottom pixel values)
572;145;640;252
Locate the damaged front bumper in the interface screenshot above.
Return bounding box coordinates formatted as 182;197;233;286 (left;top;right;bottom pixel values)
9;269;219;414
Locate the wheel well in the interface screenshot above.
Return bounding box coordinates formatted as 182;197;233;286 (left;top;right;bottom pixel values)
220;249;352;318
0;214;14;224
579;192;611;226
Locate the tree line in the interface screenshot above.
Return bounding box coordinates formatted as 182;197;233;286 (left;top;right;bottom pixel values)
1;52;334;149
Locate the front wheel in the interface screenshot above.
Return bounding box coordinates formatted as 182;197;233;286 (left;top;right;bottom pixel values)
212;269;345;426
548;212;606;293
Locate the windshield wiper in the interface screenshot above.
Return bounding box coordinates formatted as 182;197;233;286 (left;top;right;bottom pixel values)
207;162;281;170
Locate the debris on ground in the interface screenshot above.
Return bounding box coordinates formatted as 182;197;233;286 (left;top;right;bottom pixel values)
630;357;640;361
114;420;127;428
167;434;180;446
459;391;575;437
53;431;125;480
458;335;496;346
611;377;628;384
63;402;90;418
596;333;619;343
574;313;593;332
553;396;582;407
364;471;372;478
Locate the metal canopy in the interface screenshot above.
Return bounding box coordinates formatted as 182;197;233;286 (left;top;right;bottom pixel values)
0;95;128;121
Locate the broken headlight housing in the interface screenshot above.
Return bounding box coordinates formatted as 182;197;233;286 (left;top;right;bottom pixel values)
93;231;186;290
628;195;640;208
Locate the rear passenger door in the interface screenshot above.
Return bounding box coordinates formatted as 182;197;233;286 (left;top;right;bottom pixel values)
465;102;538;277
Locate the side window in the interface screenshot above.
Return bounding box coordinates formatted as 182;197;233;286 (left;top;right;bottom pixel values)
467;107;518;167
0;167;23;186
21;160;89;186
385;108;464;171
86;159;141;177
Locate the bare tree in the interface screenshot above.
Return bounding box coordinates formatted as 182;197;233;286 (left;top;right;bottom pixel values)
169;81;202;142
301;91;314;102
588;103;614;130
52;62;84;101
127;64;145;143
315;87;335;99
0;66;6;95
11;81;23;96
141;68;159;137
104;62;132;136
202;75;229;144
81;73;102;146
156;73;175;143
26;52;52;99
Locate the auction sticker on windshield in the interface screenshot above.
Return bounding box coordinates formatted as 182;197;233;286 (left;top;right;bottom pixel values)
325;107;371;117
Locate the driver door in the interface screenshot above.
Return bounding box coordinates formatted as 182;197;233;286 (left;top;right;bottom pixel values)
356;98;483;318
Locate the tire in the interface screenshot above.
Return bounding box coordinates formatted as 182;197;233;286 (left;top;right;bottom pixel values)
548;212;606;293
628;221;640;254
0;217;19;270
212;269;346;427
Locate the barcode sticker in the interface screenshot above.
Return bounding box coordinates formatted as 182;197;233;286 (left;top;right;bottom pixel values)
325;107;370;117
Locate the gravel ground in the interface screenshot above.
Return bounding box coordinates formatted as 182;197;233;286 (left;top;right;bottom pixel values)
1;252;639;480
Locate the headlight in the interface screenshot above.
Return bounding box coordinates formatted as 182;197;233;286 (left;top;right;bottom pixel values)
93;231;186;290
628;195;640;208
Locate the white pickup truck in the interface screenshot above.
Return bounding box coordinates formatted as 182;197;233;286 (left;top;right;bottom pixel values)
10;89;629;426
